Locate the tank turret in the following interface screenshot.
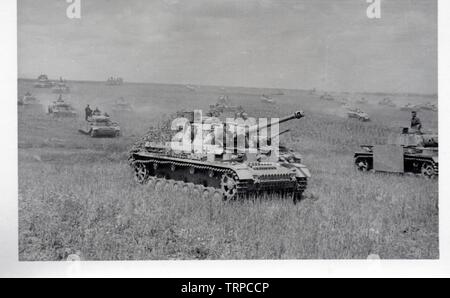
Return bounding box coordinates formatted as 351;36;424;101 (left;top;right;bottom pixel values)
129;110;310;202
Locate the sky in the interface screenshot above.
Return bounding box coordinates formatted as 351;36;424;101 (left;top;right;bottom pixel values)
18;0;437;94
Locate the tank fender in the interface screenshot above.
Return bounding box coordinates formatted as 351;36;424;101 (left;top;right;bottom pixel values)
232;168;253;180
292;163;311;178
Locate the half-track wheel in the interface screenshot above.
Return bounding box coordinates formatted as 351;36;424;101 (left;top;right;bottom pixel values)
356;159;370;171
133;162;149;184
421;162;436;179
220;173;238;201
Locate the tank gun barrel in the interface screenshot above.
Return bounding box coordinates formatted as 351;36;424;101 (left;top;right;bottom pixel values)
249;111;304;134
261;129;291;146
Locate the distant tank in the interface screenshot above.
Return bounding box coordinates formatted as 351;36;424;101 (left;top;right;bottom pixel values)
400;103;417;111
185;85;196;91
106;77;124;86
51;78;70;94
354;127;438;178
261;94;276;104
19;92;39;105
34;74;54;88
79;115;121;137
417;102;438;112
112;97;133;112
379;98;396;107
208;96;245;118
356;97;368;104
48;95;77;118
129;111;310;202
320;93;334;101
347;107;370;122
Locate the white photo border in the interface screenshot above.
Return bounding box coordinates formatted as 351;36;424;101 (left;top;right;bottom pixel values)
1;0;449;277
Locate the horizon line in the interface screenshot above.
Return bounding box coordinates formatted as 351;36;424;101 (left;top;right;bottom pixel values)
17;77;438;97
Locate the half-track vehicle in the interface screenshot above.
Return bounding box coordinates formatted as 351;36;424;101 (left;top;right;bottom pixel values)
79;115;121;137
129;111;311;201
354;127;438;178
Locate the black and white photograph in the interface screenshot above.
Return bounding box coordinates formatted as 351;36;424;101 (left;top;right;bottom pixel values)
2;0;450;279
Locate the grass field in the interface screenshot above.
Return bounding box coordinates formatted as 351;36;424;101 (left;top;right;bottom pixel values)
18;79;438;260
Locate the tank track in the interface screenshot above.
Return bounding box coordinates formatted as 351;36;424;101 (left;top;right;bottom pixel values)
129;156;307;201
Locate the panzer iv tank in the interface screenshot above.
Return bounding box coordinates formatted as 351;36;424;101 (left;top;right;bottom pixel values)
129;111;311;201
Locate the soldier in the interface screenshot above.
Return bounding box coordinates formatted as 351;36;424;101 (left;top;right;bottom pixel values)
411;111;422;132
85;104;92;121
93;107;101;116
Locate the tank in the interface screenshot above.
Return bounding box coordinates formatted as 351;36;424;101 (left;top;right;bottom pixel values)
48;96;77;118
261;94;276;104
320;93;334;101
379;98;396;107
354;127;438;178
356;97;368;104
112;97;133;112
129;111;311;201
208;96;245;118
51;78;70;94
20;92;39;105
417;102;438;112
106;77;124;86
79;115;121;137
34;74;54;88
347;107;370;122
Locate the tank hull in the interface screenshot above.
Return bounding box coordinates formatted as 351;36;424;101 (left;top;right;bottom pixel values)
130;151;309;201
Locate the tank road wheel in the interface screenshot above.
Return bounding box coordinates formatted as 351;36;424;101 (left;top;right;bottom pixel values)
356;158;369;172
421;162;436;179
134;162;149;184
220;173;238;201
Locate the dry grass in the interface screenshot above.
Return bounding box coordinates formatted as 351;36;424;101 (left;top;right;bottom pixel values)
18;80;438;260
